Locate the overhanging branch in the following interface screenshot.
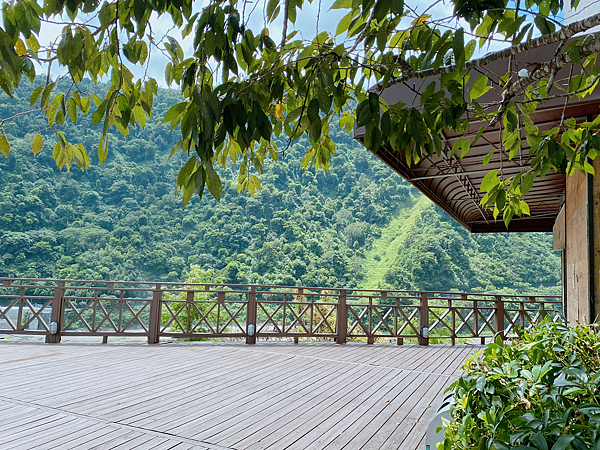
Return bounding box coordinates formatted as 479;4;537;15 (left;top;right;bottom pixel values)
381;11;600;89
489;34;600;125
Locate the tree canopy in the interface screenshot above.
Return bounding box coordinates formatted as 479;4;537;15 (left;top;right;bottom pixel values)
0;0;598;223
0;79;561;293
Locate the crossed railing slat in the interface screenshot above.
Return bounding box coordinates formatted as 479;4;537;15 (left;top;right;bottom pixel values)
0;278;563;344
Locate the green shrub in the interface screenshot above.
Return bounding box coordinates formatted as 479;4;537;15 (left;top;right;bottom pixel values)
439;319;600;450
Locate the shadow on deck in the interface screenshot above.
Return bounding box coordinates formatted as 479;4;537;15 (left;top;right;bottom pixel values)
0;341;477;450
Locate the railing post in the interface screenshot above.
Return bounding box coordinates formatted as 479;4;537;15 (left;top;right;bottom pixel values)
148;284;162;344
494;295;505;340
418;292;429;346
395;294;403;345
246;286;257;344
336;289;347;345
367;296;374;345
45;281;64;344
17;287;24;332
450;298;456;346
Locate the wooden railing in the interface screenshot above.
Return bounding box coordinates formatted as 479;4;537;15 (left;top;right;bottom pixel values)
0;278;563;345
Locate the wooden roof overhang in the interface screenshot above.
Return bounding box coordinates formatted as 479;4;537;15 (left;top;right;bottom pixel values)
354;41;600;233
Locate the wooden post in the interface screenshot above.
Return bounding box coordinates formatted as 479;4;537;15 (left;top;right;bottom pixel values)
186;290;194;334
536;296;547;322
46;281;64;344
450;298;456;346
418;292;429;346
494;295;505;340
17;287;24;332
367;296;374;345
246;286;257;345
336;289;347;345
397;337;404;345
148;284;162;344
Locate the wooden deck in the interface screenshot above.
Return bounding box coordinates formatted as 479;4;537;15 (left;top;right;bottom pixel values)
0;340;477;450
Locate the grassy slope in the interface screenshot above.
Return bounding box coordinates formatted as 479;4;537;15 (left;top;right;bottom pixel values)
360;195;431;289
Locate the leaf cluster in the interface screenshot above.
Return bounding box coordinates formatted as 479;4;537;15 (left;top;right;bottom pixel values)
0;0;598;228
440;319;600;450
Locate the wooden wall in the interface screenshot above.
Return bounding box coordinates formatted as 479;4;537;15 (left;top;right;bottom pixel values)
593;159;600;321
565;169;590;323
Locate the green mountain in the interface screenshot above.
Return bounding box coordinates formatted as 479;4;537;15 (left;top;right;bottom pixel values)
0;80;561;295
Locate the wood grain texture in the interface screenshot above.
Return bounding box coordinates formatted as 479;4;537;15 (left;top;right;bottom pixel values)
0;340;476;449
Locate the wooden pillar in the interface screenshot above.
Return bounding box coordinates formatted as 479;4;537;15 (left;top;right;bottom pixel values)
494;295;505;340
45;281;64;344
186;290;194;334
246;286;257;345
418;292;429;346
148;284;162;344
367;295;374;345
336;289;347;345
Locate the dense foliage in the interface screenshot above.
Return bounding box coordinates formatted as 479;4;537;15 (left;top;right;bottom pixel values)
441;320;600;450
0;0;598;227
0;80;560;294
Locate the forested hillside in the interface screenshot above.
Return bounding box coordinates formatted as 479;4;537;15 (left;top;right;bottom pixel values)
0;79;561;294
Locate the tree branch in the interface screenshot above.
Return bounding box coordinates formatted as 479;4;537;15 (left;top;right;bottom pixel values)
280;0;289;49
0;109;44;128
490;34;600;125
381;11;600;89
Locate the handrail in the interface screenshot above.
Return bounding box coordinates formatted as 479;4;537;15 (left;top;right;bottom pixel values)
0;277;563;299
0;277;563;345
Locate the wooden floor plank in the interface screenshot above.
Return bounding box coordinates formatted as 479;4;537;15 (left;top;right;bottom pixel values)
52;424;118;449
23;421;109;450
0;341;474;450
159;357;328;436
227;366;392;449
178;358;351;440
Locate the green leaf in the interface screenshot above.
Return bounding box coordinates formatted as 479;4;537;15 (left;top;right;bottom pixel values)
30;86;43;106
460;138;470;159
551;436;574;450
521;172;535;195
336;10;354;36
205;163;223;201
182;173;196;208
473;126;485;146
475;375;486;392
162;102;187;130
97;135;108;164
0;134;9;158
503;207;514;228
67;97;78;123
534;16;554;35
307;98;320;123
496;189;506;210
453;28;464;68
31;133;43;156
330;0;352;9
380;112;391;137
356;102;373;128
464;39;476;60
483;150;494;166
373;0;393;22
470;74;490;101
41;83;55;108
266;0;279;21
176;156;198;190
481;169;499;192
